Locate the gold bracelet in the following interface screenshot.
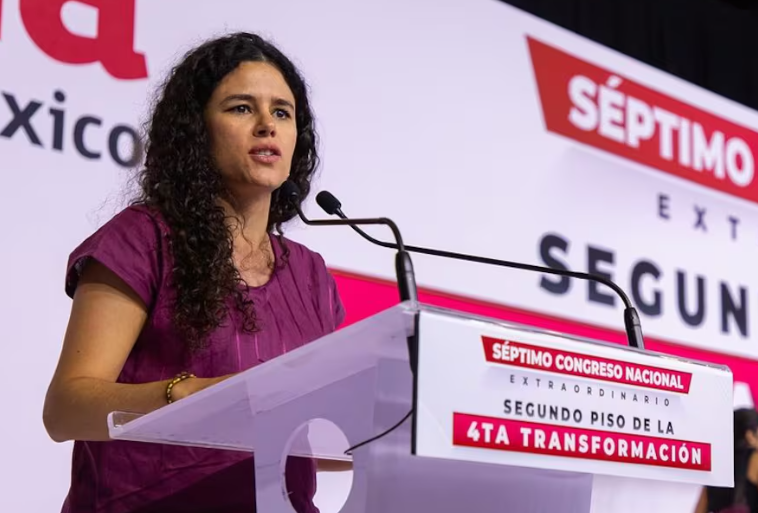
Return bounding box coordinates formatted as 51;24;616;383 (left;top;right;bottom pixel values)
166;371;196;404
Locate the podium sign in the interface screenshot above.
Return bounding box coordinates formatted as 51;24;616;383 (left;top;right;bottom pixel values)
414;309;734;486
108;303;735;512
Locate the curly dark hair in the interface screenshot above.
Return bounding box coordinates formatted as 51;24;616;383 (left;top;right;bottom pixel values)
134;32;318;350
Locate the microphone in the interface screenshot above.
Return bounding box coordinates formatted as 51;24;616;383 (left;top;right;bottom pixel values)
280;181;418;303
315;190;646;351
283;181;421;455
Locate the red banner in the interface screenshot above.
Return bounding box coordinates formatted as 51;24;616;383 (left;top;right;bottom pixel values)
528;35;758;204
482;336;692;393
453;412;711;471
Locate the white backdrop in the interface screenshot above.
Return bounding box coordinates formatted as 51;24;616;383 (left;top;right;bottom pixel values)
1;0;756;511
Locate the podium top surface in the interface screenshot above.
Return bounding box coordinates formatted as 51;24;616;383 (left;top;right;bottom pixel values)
108;302;733;486
108;301;417;451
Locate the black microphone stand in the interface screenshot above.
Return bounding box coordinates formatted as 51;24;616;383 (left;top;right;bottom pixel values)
315;190;646;351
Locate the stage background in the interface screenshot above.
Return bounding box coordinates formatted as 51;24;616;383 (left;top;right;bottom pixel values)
1;0;757;511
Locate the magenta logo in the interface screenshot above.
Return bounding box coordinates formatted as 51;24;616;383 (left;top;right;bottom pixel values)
1;0;148;80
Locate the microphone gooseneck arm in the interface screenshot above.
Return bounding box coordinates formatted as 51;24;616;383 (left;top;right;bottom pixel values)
281;182;420;455
281;182;418;303
293;205;418;303
315;190;645;351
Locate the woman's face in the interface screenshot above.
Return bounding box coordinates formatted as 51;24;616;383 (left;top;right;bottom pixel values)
204;61;297;198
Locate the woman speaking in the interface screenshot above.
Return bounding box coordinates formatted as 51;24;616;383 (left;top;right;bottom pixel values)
42;32;344;513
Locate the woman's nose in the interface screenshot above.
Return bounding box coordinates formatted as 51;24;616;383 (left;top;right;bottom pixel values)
254;115;276;137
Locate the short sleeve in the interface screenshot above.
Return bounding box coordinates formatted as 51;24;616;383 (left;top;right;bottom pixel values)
328;271;346;329
65;206;163;309
308;249;346;330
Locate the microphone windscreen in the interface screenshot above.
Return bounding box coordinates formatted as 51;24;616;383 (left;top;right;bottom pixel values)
280;180;301;201
316;190;342;215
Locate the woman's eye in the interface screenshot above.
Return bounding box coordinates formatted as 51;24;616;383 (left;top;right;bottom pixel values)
274;108;292;119
231;105;252;114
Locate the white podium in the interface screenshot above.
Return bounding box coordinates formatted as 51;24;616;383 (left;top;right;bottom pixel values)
108;302;734;512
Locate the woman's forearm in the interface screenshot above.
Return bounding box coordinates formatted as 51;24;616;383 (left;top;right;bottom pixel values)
43;375;223;442
43;376;172;442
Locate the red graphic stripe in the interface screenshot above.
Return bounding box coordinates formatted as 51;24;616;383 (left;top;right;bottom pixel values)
331;269;755;395
528;35;758;204
453;412;711;471
482;337;692;393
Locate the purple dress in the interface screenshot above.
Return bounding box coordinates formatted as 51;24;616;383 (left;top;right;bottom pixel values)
60;205;345;513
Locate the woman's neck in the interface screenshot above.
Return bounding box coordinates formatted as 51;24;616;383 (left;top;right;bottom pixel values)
219;193;276;286
219;193;272;248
